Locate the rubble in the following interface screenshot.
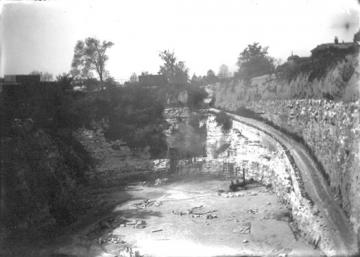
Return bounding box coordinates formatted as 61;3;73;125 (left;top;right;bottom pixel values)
123;219;147;229
100;234;125;245
232;222;251;234
172;205;217;219
218;191;245;198
118;247;142;257
132;199;162;209
151;229;163;233
154;177;168;186
134;220;146;229
247;208;258;214
206;214;218;219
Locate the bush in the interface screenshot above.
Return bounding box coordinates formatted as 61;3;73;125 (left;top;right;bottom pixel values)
102;85;169;158
235;106;260;119
0;83;94;229
215;111;233;131
187;86;208;109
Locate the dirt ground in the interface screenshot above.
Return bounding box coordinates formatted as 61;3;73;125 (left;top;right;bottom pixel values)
1;175;324;257
49;175;322;257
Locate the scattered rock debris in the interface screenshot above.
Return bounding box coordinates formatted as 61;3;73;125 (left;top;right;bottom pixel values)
99;234;125;245
124;219;147;229
172;205;217;219
118;247;143;257
271;247;292;257
206;213;218;219
247;208;259;214
233;222;251;234
154;177;168;186
132;199;162;209
134;220;146;229
152;229;163;233
218;191;245;198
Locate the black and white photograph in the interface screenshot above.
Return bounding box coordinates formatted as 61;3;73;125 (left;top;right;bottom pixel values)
0;0;359;256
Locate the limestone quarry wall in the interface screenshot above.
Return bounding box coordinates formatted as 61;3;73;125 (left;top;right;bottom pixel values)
213;52;360;238
175;114;337;255
246;100;360;232
76;107;345;254
213;56;360;244
216;94;360;237
215;54;359;104
75;128;169;186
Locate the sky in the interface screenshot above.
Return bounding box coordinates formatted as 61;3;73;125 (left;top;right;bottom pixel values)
0;0;359;82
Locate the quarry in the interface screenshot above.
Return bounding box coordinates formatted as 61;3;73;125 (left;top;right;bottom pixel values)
1;3;360;257
2;105;358;257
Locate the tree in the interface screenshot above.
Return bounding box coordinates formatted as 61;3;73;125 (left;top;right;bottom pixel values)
104;76;120;90
129;73;138;83
71;37;114;90
30;71;53;81
103;86;168;158
215;111;233;132
56;73;73;91
158;50;189;86
354;30;360;42
236;42;275;81
169;113;206;159
206;69;218;84
218;64;231;80
190;74;201;87
187;85;208;109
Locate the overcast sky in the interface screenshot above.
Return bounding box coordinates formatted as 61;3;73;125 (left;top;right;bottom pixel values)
0;0;359;82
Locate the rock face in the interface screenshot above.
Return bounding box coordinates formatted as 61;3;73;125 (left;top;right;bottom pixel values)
215;95;360;238
174;113;337;255
248;100;360;232
213;54;360;249
64;105;354;254
75;128;169;186
214;53;359;104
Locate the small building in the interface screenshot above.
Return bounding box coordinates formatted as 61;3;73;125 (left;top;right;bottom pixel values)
1;74;57;100
4;74;41;85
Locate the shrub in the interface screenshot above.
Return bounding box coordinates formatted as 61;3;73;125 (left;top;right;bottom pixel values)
215;111;233;131
187;86;208;109
235;106;260;119
102;86;169;158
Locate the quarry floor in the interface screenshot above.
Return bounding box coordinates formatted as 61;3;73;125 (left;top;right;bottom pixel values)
3;175;324;257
